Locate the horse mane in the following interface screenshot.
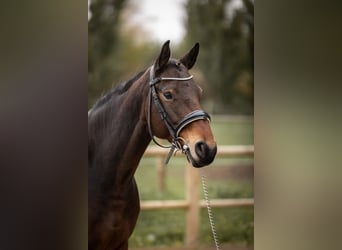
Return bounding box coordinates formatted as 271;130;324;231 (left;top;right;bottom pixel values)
91;69;146;111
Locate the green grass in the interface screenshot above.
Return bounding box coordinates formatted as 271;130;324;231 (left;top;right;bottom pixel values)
129;116;254;247
130;210;186;247
200;207;254;244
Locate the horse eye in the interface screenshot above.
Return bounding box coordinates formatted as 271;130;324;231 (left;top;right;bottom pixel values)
163;91;173;100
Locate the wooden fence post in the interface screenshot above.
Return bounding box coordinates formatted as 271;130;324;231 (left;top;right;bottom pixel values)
185;163;200;248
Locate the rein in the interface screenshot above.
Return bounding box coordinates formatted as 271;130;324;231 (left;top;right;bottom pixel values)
147;65;211;164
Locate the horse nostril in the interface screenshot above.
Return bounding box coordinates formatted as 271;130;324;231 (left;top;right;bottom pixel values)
194;141;217;167
195;141;209;159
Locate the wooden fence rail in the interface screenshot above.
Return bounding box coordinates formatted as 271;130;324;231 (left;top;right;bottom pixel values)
140;145;254;248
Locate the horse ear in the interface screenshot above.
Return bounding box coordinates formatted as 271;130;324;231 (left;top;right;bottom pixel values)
180;42;200;70
154;40;171;73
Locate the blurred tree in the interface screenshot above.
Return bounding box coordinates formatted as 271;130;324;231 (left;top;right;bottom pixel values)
184;0;254;114
88;0;127;107
88;0;162;108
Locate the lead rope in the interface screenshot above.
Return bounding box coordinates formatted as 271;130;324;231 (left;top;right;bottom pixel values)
199;168;221;250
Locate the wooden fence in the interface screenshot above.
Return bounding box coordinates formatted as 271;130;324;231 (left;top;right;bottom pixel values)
140;145;254;247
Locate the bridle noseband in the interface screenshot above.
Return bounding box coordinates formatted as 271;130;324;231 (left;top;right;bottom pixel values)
147;65;211;164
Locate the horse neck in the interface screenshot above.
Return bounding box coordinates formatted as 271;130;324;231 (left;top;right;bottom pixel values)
89;71;151;192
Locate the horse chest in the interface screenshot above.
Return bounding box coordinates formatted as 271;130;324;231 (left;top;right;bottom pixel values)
89;179;140;250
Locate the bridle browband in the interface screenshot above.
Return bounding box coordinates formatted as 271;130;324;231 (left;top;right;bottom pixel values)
147;65;211;164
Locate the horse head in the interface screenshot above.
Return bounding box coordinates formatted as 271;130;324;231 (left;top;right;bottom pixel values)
147;40;217;168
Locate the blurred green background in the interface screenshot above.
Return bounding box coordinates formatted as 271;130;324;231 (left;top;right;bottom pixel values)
88;0;253;115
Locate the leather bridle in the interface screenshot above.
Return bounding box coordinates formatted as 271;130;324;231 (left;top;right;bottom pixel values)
147;65;211;164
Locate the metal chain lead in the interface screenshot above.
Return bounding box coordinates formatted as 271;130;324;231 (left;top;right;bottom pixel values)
200;168;221;250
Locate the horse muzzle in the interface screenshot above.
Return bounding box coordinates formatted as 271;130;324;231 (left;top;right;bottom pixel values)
185;141;217;168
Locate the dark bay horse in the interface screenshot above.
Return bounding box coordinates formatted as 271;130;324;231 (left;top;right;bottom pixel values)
88;41;217;249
